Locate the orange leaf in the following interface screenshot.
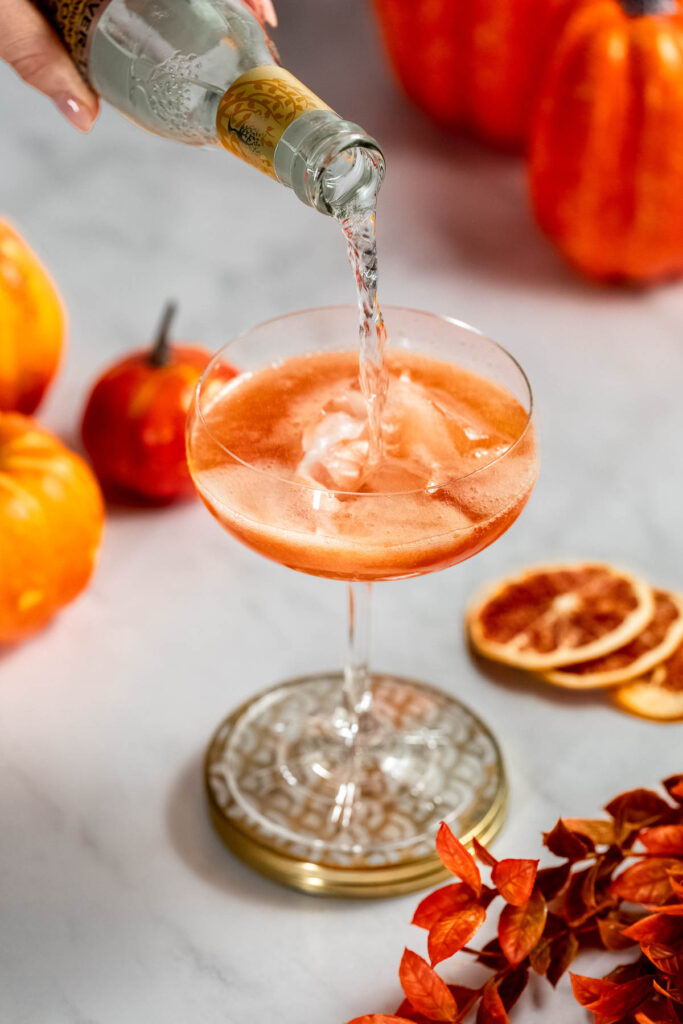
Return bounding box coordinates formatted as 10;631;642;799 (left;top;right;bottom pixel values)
476;980;509;1024
399;949;457;1022
498;890;547;966
640;826;683;856
492;859;538;906
472;838;498;868
605;789;672;828
622;912;683;946
641;943;683;975
543;819;592;860
570;974;652;1020
435;824;481;895
663;776;683;804
412;883;477;930
428;904;487;966
345;1018;418;1024
611;859;678;905
596;917;637;952
563;818;616;846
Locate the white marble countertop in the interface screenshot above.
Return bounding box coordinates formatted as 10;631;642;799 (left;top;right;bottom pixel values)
2;1;682;1021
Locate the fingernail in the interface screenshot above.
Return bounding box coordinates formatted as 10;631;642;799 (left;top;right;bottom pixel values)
54;92;95;132
263;0;277;26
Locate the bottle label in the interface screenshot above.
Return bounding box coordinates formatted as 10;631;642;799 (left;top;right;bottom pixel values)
216;66;329;179
34;0;111;80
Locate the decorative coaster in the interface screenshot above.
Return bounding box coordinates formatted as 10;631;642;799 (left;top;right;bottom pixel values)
205;673;507;898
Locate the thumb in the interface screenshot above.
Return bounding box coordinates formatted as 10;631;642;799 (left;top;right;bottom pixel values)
0;0;99;131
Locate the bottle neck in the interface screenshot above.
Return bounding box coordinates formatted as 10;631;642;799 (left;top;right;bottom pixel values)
274;110;385;217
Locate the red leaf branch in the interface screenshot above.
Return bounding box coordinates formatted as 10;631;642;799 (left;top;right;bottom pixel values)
342;776;683;1024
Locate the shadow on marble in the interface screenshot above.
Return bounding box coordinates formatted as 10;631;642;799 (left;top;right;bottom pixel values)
165;751;315;908
469;649;609;711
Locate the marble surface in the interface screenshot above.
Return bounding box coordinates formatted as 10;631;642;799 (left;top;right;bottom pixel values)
1;1;683;1021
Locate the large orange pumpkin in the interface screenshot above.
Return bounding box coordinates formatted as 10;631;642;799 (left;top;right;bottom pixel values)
0;221;65;414
371;0;582;148
0;414;104;644
529;0;683;282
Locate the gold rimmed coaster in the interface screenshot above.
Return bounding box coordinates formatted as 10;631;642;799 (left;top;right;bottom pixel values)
204;674;508;899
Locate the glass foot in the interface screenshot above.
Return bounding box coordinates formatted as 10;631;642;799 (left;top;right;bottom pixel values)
205;673;507;898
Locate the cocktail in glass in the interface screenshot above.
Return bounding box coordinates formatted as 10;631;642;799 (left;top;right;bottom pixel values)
186;305;537;896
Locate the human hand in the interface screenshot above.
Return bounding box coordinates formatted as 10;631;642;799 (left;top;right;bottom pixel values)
243;0;277;27
0;0;99;130
0;0;276;133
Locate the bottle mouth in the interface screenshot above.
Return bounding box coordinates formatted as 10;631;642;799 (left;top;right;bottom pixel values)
274;111;385;216
320;143;385;218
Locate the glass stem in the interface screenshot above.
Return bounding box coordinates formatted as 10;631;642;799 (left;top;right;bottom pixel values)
338;581;373;743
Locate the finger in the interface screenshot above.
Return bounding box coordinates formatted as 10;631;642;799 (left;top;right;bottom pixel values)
242;0;277;28
0;0;99;130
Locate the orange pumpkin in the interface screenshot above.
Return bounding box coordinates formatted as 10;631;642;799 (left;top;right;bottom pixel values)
529;0;683;282
0;414;104;644
82;303;216;503
0;221;65;414
371;0;582;148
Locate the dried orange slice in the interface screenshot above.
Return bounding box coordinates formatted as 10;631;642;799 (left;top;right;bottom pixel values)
543;590;683;688
467;564;654;671
614;641;683;721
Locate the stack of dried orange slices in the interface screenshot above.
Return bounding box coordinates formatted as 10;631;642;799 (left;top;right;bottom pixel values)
466;564;683;721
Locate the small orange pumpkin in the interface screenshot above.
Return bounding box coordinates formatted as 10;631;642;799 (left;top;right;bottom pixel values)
0;221;65;414
82;302;215;503
371;0;582;148
0;414;104;644
529;0;683;282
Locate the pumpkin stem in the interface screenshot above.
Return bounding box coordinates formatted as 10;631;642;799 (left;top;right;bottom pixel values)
619;0;675;15
149;301;177;367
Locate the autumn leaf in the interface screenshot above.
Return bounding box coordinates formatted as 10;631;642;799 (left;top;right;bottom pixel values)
641;944;683;975
498;890;548;966
547;932;579;987
435;824;481;896
399;949;457;1023
497;964;529;1012
610;858;678;905
474;938;508;971
535;862;571;901
570;974;652;1021
345;1017;418;1024
663;776;683;804
640;826;683;856
476;980;509;1024
472;838;498;868
529;937;552;976
596;916;637;951
605;789;672;829
412;883;478;931
563;818;616;847
491;859;538;907
428;904;487;966
621;911;683;946
670;874;683;899
394;999;438;1024
543;819;592;860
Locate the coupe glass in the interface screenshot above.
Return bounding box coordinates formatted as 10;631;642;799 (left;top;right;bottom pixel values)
186;306;537;896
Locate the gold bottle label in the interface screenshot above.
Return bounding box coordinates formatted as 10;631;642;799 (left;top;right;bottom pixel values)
34;0;111;80
216;66;330;179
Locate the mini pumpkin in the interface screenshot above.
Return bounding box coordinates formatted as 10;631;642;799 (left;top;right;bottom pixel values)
529;0;683;282
82;303;217;502
371;0;582;148
0;221;65;413
0;414;104;644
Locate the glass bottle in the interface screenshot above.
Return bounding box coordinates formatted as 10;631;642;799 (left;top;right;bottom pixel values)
35;0;384;215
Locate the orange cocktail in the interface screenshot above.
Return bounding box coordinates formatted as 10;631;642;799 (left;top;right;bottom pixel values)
188;349;535;581
186;306;537;894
